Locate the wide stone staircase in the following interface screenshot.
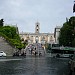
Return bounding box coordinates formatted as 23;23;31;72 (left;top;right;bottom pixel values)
0;36;15;56
25;43;46;56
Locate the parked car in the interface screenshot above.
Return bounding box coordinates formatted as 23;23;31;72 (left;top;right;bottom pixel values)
0;51;6;57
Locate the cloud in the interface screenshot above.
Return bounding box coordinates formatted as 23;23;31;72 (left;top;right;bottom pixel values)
0;0;73;33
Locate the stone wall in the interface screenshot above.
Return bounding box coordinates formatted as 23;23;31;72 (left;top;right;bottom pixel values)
0;36;15;56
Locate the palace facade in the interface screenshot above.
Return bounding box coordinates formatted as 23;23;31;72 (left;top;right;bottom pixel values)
20;22;60;44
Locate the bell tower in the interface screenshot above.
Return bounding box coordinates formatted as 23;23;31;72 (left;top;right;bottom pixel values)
35;22;40;34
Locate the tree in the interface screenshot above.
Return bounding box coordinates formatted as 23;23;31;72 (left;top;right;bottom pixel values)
59;16;75;47
0;19;4;26
0;25;25;49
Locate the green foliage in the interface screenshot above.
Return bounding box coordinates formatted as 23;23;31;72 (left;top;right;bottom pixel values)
10;39;24;49
0;26;17;39
0;25;26;50
59;16;75;47
0;19;4;26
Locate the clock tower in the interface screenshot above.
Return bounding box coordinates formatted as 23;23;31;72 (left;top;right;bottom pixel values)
35;22;40;34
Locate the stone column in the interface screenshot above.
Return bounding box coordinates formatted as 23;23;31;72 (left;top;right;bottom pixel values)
39;36;41;43
48;35;50;43
33;36;36;43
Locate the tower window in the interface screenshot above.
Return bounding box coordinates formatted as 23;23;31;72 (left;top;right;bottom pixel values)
37;29;38;31
37;25;38;27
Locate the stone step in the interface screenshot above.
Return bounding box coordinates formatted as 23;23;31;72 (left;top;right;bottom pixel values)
0;37;15;56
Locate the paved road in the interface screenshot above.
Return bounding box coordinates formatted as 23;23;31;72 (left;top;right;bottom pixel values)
0;57;70;75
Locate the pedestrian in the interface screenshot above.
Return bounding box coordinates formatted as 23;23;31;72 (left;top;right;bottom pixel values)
35;52;37;56
35;47;36;50
31;49;33;54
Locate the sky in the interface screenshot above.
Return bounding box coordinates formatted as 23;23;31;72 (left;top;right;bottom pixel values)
0;0;74;33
